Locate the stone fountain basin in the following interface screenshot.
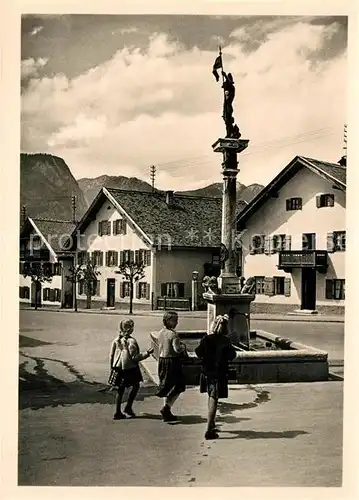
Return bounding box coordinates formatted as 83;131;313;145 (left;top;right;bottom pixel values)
149;330;329;384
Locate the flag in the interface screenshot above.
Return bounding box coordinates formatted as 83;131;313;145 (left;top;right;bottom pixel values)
212;54;222;82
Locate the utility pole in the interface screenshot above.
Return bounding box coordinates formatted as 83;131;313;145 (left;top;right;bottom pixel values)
21;205;27;226
71;195;77;223
343;124;347;155
150;165;156;193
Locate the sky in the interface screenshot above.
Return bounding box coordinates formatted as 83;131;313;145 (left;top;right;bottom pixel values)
20;14;348;189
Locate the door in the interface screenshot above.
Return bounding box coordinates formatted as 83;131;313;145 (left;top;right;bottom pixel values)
107;279;116;307
301;268;316;310
31;281;42;307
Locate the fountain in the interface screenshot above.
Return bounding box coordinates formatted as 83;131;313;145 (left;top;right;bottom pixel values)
150;50;329;383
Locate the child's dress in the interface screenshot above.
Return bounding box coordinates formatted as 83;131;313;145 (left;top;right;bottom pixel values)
109;336;149;388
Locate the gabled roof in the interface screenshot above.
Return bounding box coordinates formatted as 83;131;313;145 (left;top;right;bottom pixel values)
20;217;76;255
237;155;346;228
75;187;223;248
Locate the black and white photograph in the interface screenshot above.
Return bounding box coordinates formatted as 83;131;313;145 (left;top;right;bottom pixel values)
1;0;358;494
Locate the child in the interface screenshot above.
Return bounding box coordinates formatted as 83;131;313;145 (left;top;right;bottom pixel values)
156;311;187;422
195;314;237;440
109;319;153;420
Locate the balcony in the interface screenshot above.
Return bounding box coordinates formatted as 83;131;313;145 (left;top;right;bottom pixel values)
278;250;328;272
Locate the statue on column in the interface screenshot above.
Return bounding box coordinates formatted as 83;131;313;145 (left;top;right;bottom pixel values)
222;71;241;139
212;48;241;139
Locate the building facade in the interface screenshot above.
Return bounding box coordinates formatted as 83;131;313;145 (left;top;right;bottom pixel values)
19;218;75;307
237;156;346;314
72;187;223;310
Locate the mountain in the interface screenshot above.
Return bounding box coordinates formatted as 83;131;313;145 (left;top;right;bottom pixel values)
78;177;264;206
78;175;154;206
20;153;88;222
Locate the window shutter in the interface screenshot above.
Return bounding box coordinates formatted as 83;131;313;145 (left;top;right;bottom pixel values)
316;195;322;208
135;250;140;264
250;236;257;254
284;235;292;251
146;250;151;266
327;232;335;253
136;282;140;299
263;236;270;255
178;283;185;298
120;281;125;298
284;278;291;297
264;277;275;296
325;280;333;299
161;283;167;297
146;283;150;300
270;236;277;254
122;220;127;235
130;250;135;264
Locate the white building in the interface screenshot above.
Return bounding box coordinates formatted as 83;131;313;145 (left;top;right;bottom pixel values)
237;156;346;315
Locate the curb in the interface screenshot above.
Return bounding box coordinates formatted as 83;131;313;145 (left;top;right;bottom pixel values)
19;307;344;323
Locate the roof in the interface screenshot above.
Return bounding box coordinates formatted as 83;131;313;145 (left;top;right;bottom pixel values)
20;217;76;254
237;155;346;228
75;188;248;249
300;156;346;186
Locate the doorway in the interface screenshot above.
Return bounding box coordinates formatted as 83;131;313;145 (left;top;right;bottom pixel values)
301;268;316;310
31;281;42;308
107;279;116;307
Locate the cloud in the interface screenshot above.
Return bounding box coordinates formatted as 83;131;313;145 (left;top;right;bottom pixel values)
21;57;48;80
21;19;347;188
29;26;43;36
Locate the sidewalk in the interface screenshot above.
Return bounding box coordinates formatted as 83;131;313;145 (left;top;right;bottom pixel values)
19;304;345;323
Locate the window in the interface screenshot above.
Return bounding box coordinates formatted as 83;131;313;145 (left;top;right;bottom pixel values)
113;219;127;235
161;282;185;298
274;277;285;295
78;251;88;265
316;194;334;208
19;286;30;299
326;279;345;300
106;251;118;267
286;197;302;211
302;233;316;251
78;281;85;295
92;251;104;266
138;282;148;299
98;220;111;236
123;281;131;297
254;276;265;294
333;231;346;251
250;235;265;254
272;234;286;252
134;249;151;266
53;263;62;276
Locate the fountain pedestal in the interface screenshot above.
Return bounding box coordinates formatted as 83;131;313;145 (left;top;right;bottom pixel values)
204;291;255;345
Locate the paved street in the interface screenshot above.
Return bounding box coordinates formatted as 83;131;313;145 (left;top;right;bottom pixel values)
18;309;345;486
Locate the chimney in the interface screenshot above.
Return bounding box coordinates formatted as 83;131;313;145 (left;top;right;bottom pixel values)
165;190;174;206
338;155;346;167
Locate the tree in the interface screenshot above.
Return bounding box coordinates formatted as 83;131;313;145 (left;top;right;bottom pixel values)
116;258;146;314
66;257;100;311
22;261;53;310
82;259;101;309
